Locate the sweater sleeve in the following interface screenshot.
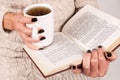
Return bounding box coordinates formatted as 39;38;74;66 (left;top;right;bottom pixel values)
75;0;98;9
0;0;22;32
0;10;7;32
0;1;11;32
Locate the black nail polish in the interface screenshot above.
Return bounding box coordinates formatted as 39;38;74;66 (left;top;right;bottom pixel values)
38;29;44;34
39;48;44;50
87;50;91;53
106;52;112;57
98;45;102;48
31;18;37;22
77;64;82;69
40;37;46;41
71;65;76;69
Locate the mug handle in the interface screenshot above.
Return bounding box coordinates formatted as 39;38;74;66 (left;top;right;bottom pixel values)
32;28;39;40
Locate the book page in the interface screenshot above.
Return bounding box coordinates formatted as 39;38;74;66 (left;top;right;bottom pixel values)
39;33;84;66
24;32;84;75
62;5;120;51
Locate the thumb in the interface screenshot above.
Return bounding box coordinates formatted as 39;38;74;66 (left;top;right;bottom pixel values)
104;52;117;61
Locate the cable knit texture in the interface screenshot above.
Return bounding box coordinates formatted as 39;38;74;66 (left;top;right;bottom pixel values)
0;0;99;80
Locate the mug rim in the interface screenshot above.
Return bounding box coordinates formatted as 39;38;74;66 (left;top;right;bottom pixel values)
23;3;53;17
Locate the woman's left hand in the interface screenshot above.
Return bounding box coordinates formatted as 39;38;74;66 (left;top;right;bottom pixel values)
70;45;117;77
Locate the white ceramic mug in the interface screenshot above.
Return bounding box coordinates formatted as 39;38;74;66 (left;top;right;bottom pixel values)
24;4;54;48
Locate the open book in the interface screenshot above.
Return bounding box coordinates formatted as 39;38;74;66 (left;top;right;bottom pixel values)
24;5;120;77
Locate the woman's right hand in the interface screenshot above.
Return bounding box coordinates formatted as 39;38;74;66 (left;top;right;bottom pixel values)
3;12;40;50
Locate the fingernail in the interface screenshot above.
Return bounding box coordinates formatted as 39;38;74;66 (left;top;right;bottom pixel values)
31;18;37;22
106;52;112;57
38;29;44;34
77;64;82;69
87;50;91;53
40;37;46;41
70;65;76;69
98;45;102;48
39;48;44;50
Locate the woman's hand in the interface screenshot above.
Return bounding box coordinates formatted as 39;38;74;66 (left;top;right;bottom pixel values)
71;45;117;77
3;12;41;50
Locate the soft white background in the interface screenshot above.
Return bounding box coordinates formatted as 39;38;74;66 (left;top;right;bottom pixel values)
97;0;120;80
97;0;120;18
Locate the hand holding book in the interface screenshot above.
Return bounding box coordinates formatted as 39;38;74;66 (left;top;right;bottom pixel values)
71;45;117;77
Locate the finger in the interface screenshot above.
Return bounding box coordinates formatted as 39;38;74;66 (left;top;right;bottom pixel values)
70;65;82;74
99;60;110;77
18;25;44;37
19;16;37;24
104;52;117;61
82;50;91;76
97;46;106;76
25;42;40;50
19;32;39;43
90;49;99;77
98;51;117;77
17;24;32;36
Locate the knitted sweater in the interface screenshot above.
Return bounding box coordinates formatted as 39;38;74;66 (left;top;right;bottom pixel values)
0;0;99;80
